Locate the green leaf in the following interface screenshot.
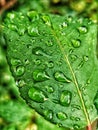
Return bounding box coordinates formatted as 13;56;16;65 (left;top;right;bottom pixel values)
3;11;98;129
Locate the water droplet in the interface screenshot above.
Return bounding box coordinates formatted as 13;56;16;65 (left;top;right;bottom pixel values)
60;90;72;106
62;22;68;27
28;26;39;36
32;47;48;57
70;116;75;120
77;61;84;69
47;61;54;68
83;56;88;61
27;11;39;21
8;24;17;30
78;26;88;34
25;59;30;65
43;110;53;120
32;70;49;82
45;86;54;93
71;104;81;110
54;71;71;83
75;117;80;121
34;59;41;65
71;39;81;48
18;26;26;35
17;80;26;87
57;112;67;120
73;124;80;129
7;13;15;20
70;54;77;62
41;15;52;26
27;44;32;49
11;58;21;66
15;66;25;76
28;87;46;103
46;41;53;47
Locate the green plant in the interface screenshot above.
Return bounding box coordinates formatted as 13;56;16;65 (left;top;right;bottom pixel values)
2;10;98;130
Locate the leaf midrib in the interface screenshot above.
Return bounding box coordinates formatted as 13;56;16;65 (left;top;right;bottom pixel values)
50;24;91;126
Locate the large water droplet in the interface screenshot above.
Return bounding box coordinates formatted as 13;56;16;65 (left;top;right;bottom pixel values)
45;85;54;93
11;58;21;66
15;66;25;76
28;87;46;103
41;15;52;26
32;47;48;57
43;110;53;120
71;39;81;48
60;90;72;106
57;112;67;120
78;26;88;34
28;26;39;36
27;11;39;21
54;71;71;83
32;70;49;82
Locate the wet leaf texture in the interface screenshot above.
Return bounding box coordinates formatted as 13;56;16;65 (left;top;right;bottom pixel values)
3;11;98;129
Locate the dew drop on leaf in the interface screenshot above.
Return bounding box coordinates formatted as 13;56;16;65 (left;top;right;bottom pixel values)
28;26;39;36
56;112;67;120
28;87;46;103
18;26;26;36
7;13;15;20
60;90;72;106
32;70;50;82
71;39;81;48
45;85;54;93
75;117;80;121
8;24;17;31
71;104;81;110
27;11;39;20
62;22;68;27
15;66;25;76
17;79;26;87
70;54;77;62
34;59;41;65
73;124;80;129
47;61;54;68
11;58;21;66
24;59;30;65
83;56;88;61
41;15;52;26
78;26;88;34
54;71;71;83
32;47;48;56
43;110;53;120
46;41;53;47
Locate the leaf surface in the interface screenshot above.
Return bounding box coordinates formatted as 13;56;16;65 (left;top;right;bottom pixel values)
3;11;98;129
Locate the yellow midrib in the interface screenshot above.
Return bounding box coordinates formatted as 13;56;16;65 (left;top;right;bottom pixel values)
51;28;91;126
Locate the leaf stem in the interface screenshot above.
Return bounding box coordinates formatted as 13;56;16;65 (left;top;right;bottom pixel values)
87;125;92;130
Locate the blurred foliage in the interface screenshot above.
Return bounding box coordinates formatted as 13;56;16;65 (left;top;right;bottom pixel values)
0;0;97;130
